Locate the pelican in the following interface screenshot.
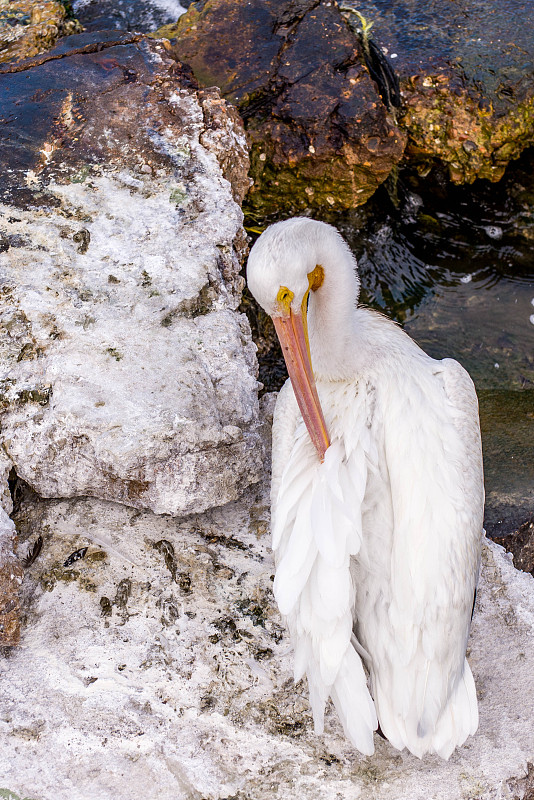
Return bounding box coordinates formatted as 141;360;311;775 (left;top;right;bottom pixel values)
247;217;484;759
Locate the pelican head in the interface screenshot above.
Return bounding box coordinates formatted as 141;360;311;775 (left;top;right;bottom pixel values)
247;218;359;461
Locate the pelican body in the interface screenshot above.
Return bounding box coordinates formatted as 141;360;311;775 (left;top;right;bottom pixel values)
247;218;484;759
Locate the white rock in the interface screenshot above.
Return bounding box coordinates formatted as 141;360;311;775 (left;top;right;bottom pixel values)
0;485;532;800
0;80;262;516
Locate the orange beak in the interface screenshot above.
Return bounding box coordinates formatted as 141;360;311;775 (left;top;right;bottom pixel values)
273;311;330;462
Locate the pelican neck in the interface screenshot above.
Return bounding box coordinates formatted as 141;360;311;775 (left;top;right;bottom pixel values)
306;233;361;382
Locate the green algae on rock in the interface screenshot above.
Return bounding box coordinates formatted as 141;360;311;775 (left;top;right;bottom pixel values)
401;68;534;183
155;0;405;216
156;0;534;203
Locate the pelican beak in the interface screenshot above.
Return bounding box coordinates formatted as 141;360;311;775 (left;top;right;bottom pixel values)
272;309;330;462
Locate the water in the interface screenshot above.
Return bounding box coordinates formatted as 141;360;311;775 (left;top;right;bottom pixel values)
249;150;534;535
342;155;534;534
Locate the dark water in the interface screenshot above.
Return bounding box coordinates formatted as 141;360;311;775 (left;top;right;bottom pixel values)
345;158;533;535
248;151;534;535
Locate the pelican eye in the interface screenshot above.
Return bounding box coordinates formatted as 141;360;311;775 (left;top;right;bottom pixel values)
276;285;294;314
307;264;324;291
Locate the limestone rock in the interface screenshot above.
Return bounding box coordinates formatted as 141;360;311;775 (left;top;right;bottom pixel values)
0;32;262;516
0;478;533;798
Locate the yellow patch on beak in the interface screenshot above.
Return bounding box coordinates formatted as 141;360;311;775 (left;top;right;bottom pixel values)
276;286;294;316
299;265;324;364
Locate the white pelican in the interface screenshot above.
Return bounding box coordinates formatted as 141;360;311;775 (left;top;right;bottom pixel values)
247;217;484;759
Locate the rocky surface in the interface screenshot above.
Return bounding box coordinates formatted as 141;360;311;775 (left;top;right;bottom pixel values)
493;516;534;576
153;0;534;212
72;0;186;34
0;456;532;799
158;0;405;216
342;0;534;183
0;8;532;797
0;504;23;646
0;32;262;519
0;0;81;63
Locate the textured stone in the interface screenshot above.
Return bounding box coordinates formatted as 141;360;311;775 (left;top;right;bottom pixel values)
0;467;533;798
0;32;262;516
158;0;405;216
341;0;534;182
0;0;81;64
156;0;534;201
0;506;22;645
493;516;534;576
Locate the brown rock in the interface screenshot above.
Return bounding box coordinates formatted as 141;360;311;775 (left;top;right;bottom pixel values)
198;87;251;205
0;0;81;64
338;0;534;183
493;517;534;576
0;30;249;214
158;0;406;215
0;510;23;646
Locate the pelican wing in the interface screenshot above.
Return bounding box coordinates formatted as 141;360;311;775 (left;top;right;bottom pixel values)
361;354;484;759
271;380;377;755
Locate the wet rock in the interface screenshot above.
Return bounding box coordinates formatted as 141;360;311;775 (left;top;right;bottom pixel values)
72;0;187;33
157;0;405;216
0;480;533;798
0;32;262;516
155;0;534;203
0;0;81;64
342;0;534;182
491;516;534;576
